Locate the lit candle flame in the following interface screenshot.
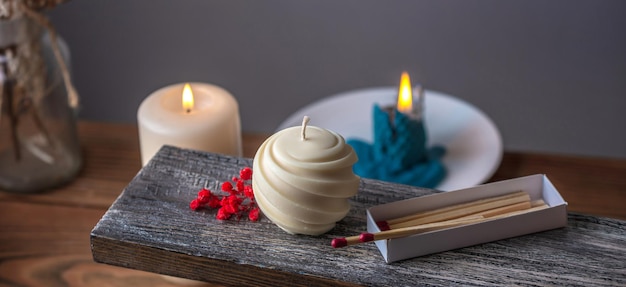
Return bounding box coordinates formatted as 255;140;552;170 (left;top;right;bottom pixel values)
182;83;194;113
397;71;413;114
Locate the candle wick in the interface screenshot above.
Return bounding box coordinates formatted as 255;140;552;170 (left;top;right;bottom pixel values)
301;116;310;141
186;108;191;114
413;85;424;120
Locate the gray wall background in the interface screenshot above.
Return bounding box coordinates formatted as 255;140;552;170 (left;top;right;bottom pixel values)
48;0;626;159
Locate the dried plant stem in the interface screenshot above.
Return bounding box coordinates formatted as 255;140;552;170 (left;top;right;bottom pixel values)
29;103;53;147
19;1;78;108
23;0;71;10
0;0;77;161
17;94;54;147
2;76;21;160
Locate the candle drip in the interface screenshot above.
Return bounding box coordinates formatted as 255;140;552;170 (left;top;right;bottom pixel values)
347;105;446;188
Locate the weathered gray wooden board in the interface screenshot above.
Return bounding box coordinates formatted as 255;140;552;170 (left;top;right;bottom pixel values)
91;146;625;286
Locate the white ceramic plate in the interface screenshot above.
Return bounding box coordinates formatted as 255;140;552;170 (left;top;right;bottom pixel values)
277;87;503;191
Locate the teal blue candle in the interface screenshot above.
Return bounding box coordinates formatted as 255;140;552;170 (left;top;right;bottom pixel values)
347;104;446;188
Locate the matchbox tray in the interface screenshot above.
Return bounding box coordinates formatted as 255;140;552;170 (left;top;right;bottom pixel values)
366;174;568;263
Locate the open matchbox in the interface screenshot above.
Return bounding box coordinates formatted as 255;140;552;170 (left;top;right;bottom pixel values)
366;174;568;263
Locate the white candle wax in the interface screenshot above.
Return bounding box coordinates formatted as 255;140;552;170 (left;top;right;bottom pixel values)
137;82;242;166
253;117;360;235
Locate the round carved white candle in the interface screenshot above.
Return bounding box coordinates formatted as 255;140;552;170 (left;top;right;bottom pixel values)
137;82;242;166
253;117;360;235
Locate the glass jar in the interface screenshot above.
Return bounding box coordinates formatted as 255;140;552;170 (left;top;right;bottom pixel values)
0;8;81;193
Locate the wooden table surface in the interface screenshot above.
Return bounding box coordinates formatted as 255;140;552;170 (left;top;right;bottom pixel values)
1;121;625;286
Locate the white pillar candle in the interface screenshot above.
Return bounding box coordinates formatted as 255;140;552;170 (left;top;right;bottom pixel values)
137;82;242;166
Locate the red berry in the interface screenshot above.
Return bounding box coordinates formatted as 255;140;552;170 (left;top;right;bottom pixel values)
189;199;202;211
230;194;243;205
220;196;229;206
197;189;212;204
220;196;235;213
236;180;245;192
216;208;231;220
249;208;260;221
240;167;252;180
244;185;254;199
221;181;233;192
208;196;221;208
191;167;258;222
225;195;241;212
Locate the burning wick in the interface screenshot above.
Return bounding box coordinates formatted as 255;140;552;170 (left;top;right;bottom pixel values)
182;83;194;114
397;71;413;115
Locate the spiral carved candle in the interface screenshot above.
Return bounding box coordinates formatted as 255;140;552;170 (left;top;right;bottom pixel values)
252;117;360;235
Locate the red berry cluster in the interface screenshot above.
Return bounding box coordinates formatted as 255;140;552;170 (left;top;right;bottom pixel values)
189;167;259;222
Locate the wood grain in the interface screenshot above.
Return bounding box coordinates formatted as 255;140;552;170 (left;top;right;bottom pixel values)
91;146;626;287
1;121;625;287
490;152;626;220
0;200;191;286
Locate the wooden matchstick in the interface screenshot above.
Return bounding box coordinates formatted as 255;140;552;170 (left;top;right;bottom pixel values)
459;201;531;219
331;216;485;248
386;190;528;225
331;203;551;248
530;199;546;207
381;191;530;230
